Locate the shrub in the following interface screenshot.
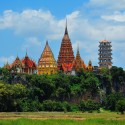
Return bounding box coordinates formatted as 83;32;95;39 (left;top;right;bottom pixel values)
116;99;125;114
79;99;100;112
42;100;71;112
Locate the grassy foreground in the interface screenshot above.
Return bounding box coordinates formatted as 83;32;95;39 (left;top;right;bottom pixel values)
0;118;125;125
0;111;125;125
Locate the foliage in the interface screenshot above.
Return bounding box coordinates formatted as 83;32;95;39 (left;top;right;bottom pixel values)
104;93;124;111
116;99;125;114
79;99;100;112
0;66;125;112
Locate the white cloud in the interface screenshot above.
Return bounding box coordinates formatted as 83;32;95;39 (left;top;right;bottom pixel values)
101;12;125;22
88;0;125;10
0;56;15;65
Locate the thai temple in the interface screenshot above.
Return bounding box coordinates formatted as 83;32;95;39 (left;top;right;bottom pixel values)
3;20;113;75
38;41;57;75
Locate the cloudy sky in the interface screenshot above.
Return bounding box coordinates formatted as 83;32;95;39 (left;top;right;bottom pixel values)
0;0;125;69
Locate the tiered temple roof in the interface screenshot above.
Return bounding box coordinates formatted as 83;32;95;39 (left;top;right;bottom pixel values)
73;46;86;72
38;41;57;75
22;52;37;70
11;56;22;68
4;62;10;69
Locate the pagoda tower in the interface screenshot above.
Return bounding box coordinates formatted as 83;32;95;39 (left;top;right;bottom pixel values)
86;60;93;71
73;46;86;72
57;20;74;72
98;40;112;68
38;41;57;75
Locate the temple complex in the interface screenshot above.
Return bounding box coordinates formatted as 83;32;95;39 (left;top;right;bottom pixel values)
57;21;74;73
98;40;112;68
73;47;86;72
86;60;93;71
21;52;37;74
38;41;57;75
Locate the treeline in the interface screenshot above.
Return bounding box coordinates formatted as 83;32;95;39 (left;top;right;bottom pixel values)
0;66;125;113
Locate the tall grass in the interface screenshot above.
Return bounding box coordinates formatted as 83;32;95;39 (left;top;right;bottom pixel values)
0;118;125;125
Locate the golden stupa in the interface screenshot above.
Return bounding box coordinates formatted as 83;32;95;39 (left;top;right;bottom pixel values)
73;47;86;72
86;60;93;71
38;41;57;75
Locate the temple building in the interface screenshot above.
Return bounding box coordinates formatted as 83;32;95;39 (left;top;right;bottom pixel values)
98;40;112;68
38;41;57;75
73;47;86;72
86;60;93;71
11;56;22;73
57;21;74;73
21;52;37;74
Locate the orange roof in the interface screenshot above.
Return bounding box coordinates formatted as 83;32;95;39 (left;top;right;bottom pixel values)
100;40;109;43
22;55;36;68
73;48;86;70
11;56;22;68
62;63;73;72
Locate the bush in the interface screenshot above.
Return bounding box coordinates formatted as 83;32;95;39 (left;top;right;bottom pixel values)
79;99;100;112
116;99;125;114
42;100;71;112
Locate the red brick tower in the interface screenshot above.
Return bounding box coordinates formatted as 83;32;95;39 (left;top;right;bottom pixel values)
57;21;74;71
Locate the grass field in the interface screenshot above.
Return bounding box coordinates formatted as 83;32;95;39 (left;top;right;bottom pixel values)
0;111;125;125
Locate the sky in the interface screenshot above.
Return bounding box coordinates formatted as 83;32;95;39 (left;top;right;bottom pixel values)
0;0;125;69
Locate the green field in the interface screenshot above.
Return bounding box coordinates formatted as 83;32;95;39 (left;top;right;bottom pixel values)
0;111;125;125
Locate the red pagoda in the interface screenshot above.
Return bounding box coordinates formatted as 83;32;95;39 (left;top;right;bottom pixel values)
57;21;74;73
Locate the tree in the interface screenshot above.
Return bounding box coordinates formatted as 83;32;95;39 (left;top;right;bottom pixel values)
105;93;124;111
110;66;125;92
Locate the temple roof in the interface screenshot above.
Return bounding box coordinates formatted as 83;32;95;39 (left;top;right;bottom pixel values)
73;47;86;71
22;53;36;68
38;41;57;67
4;62;10;69
11;56;22;68
61;63;73;72
100;40;109;43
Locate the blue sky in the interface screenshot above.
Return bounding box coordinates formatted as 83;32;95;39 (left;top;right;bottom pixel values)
0;0;125;69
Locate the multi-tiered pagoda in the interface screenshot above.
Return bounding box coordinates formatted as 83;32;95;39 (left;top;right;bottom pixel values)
38;41;57;75
98;40;112;68
57;21;74;73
